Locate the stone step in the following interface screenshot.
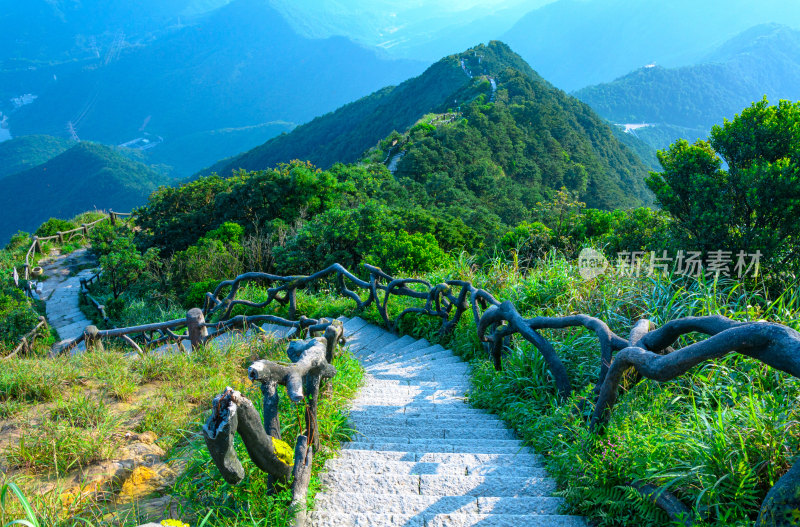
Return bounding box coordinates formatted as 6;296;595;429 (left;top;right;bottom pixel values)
348;408;490;419
333;450;543;467
313;493;566;516
353;426;517;441
343;441;531;455
319;473;557;497
363;343;447;363
364;352;462;369
346;327;398;353
339;316;368;336
354;387;467;398
323;459;546;478
416;452;542;466
365;373;471;383
380;346;454;361
368;366;471;376
365;338;433;360
310;512;586;527
370;334;418;356
425;513;587;527
359;383;473;393
348;417;507;430
387;355;465;368
314;494;479;515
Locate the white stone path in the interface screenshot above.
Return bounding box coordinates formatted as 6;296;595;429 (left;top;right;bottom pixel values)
39;248;98;345
309;316;587;527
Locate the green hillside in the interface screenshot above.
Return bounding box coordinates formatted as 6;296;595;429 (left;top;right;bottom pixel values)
202;52;471;176
204;41;652;211
0;142;168;242
142;121;296;179
0;135;74;179
574;24;800;150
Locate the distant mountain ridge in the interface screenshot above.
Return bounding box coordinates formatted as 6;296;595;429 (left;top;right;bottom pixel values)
6;0;426;178
574;24;800;150
206;41;652;210
502;0;800;91
0;141;169;242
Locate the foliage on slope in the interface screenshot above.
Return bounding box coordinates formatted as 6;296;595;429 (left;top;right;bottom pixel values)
202;40;653;210
0;135;74;180
575;24;800;149
383;66;652;214
0;142;168;243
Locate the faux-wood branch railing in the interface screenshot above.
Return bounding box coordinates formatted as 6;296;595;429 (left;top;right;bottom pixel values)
46;263;800;525
2;316;48;360
203;321;344;527
21;210;131;281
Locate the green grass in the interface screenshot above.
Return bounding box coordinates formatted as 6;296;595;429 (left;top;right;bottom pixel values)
0;334;364;527
168;341;364;526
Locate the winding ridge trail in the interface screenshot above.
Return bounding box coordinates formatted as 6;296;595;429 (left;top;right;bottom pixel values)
39;248;97;348
311;316;587;527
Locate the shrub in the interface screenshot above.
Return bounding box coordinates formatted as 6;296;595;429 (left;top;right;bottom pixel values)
0;290;39;347
34;218;75;238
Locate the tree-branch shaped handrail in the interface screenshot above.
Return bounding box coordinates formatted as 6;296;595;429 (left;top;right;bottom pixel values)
43;262;800;523
21;211;128;282
2;316;48;360
202;321;343;527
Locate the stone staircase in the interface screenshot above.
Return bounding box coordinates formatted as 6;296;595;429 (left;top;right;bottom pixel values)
310;316;586;527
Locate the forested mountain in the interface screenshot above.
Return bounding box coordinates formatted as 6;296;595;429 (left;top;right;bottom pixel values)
0;142;168;242
0;135;74;179
4;0;425;177
502;0;800;91
205;41;652;211
574;24;800;150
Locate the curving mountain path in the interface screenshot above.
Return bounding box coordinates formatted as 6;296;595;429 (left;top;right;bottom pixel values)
310;316;586;527
39;248;97;350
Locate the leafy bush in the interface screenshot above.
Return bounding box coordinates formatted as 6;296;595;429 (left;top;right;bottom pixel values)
4;231;31;251
98;235;158;299
0;290;39;348
172;222;244;294
183;279;222;308
34;218;75;238
647;98;800;274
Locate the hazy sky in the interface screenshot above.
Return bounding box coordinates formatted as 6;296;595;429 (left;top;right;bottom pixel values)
269;0;554;45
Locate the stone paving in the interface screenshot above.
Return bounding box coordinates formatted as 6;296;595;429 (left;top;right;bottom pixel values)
309;316;588;527
39;248;98;344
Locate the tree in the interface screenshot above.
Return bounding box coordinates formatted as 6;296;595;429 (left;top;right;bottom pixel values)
99;236;157;299
647;98;800;273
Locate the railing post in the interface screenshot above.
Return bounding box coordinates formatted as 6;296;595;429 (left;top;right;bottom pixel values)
32;236;39;253
84;325;103;352
187;308;208;351
109;210;116;226
81;223;89;236
288;288;297;320
57;231;64;244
